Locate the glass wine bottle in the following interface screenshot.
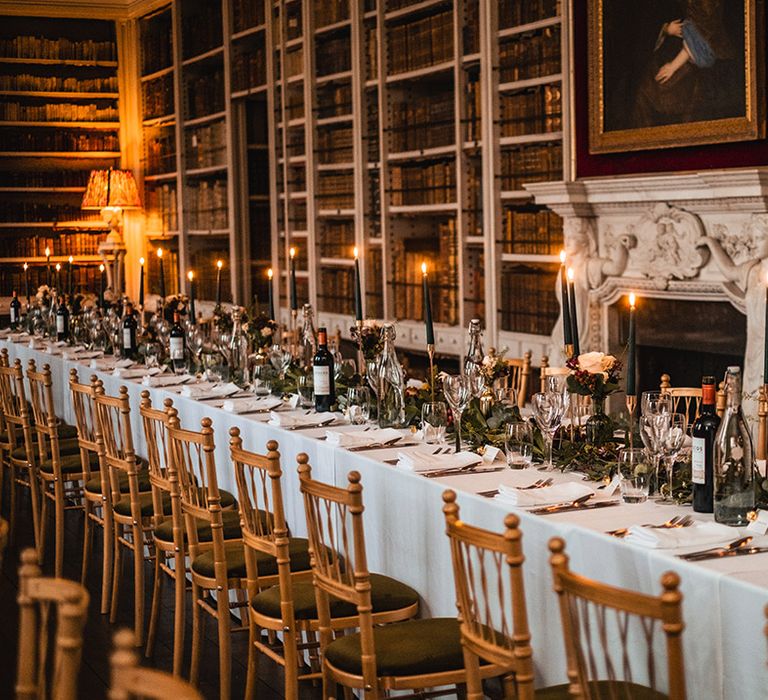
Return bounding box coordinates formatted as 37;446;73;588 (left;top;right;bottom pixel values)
313;327;335;412
691;375;720;513
228;306;250;387
169;310;186;375
464;318;484;378
300;303;317;371
713;366;755;525
9;290;21;330
121;301;138;359
55;296;69;342
377;323;405;428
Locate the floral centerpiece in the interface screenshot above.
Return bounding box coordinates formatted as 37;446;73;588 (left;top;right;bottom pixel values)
35;284;53;308
350;320;384;362
479;347;511;385
162;294;189;322
566;351;622;445
244;312;277;351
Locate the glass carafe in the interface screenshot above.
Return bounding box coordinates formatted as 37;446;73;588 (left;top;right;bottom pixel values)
228;306;250;388
377;324;405;428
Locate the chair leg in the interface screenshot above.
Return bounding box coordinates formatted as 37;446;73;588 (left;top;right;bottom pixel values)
101;503;113;615
38;490;49;562
110;529;122;624
132;526;145;645
190;583;202;685
81;500;92;585
145;545;163;658
53;481;64;578
8;463;16;544
172;550;186;676
283;625;299;700
216;592;232;700
462;647;483;700
27;467;41;557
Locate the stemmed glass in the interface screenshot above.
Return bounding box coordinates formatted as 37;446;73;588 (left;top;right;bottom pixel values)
443;374;472;453
269;343;292;380
346;386;371;425
532;390;569;470
642;391;672;417
657;413;686;502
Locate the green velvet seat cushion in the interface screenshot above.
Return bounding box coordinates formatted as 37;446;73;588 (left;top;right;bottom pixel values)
251;573;419;621
191;537;312;580
535;682;666;700
113;491;172;518
325;617;468;677
154;509;243;543
39;450;99;475
11;437;80;462
84;469;152;495
56;423;79;440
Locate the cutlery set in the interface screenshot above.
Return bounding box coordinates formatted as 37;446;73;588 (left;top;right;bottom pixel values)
607;514;694;538
477;477;554;498
528;494;621;515
677;536;768;561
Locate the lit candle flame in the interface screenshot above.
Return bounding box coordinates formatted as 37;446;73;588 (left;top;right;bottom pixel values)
55;263;61;272
567;267;574;282
559;249;566;264
216;259;223;270
99;264;105;273
267;268;273;280
68;255;73;264
187;270;194;282
139;256;145;266
421;262;428;276
156;247;163;259
45;247;50;258
23;262;28;271
353;246;359;259
629;292;636;309
289;247;296;259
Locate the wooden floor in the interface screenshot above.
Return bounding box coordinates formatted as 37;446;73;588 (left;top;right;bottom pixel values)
0;488;323;699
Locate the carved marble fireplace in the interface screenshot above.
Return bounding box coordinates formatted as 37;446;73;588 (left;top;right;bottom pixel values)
527;169;768;414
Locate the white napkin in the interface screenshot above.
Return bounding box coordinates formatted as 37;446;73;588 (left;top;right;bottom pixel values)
222;396;283;414
91;357;132;371
63;348;103;361
268;410;335;428
494;481;594;507
325;427;402;449
624;521;735;549
113;366;162;379
143;373;193;387
9;332;28;342
43;344;63;355
181;382;240;399
396;448;483;472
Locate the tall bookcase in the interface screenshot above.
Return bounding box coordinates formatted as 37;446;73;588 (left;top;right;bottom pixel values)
137;0;566;359
0;15;120;297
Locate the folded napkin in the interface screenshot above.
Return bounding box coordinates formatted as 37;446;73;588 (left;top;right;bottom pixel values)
396;448;483;473
143;373;194;387
9;332;29;342
325;427;402;449
42;343;63;355
181;382;240;399
62;348;102;361
268;410;335;428
91;357;133;371
624;521;735;549
0;328;12;338
222;396;283;413
494;481;594;508
113;366;162;379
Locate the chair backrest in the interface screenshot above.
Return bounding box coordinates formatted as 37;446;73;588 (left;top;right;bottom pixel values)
0;356;36;462
68;368;100;453
659;374;701;430
548;537;686;700
167;414;226;560
505;351;532;408
442;490;534;698
93;385;142;512
16;548;89;700
25;359;59;460
0;517;7;570
230;430;291;593
109;628;202;700
298;457;379;685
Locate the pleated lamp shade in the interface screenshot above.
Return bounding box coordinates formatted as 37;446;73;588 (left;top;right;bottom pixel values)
81;168;141;210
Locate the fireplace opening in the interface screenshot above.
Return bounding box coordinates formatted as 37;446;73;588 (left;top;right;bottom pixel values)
608;297;746;396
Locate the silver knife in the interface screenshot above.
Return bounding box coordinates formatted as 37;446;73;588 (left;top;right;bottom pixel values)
681;546;768;562
529;500;621;515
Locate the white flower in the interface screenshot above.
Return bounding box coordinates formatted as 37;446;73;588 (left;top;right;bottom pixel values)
577;351;616;376
262;326;273;337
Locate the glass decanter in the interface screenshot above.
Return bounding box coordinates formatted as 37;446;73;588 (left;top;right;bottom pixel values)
377;323;405;428
228;306;250;388
299;303;317;371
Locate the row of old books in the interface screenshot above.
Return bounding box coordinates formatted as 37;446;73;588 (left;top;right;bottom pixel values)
316;33;351;77
317;172;354;209
500;83;562;137
389;92;454;152
499;26;561;84
0;35;116;62
317;83;352;119
0;128;119;152
0;169;89;188
318;220;355;258
0;202;101;223
390;159;456;206
364;246;384;319
501;207;563;255
1;262;105;297
232;0;266;34
0;101;118;123
500;263;559;335
316;125;354;164
144;125;176;176
142;73;174;120
500;142;562;190
466;73;482;142
232;41;267;92
6;231;105;258
318;266;355;315
387;9;453;75
284;46;304;78
185;69;225;120
185;178;228;230
499;0;561;29
0;73;118;93
140;8;172;75
180;1;223;60
144;183;178;233
185;119;226;169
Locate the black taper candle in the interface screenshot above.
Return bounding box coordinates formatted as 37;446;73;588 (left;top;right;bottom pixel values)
353;248;363;322
422;262;435;346
568;269;580;357
267;268;275;321
627;294;637;396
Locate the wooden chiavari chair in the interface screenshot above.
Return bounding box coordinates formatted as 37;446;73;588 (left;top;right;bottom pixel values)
231;430;419;698
15;548;89;700
442;490;535;700
0;354;41;551
0;516;7;570
26;359;98;578
548;537;686;700
659;374;702;431
109;628;203;700
505;350;532;408
298;459;502;699
167;414;247;699
94;384;165;645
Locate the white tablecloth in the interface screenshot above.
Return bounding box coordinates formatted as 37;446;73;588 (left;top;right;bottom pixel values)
5;338;768;699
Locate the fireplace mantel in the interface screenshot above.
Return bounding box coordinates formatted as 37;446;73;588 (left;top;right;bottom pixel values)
526;168;768;410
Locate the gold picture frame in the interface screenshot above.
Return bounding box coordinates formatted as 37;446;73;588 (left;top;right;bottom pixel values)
588;0;763;154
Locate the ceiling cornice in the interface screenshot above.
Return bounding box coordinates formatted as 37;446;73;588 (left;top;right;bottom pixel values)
0;0;168;21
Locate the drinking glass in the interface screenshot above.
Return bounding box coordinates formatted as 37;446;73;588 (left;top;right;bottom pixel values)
618;447;651;504
269;343;292;379
641;390;672;417
421;401;448;445
466;366;485;399
346;386;371;425
337;358;357;381
532;391;569;470
657;413;686;502
297;374;314;408
443;374;472;452
505;422;534;469
252;363;273;397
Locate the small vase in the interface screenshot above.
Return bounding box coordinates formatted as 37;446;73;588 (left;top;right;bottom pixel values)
479;385;495;417
585;397;613;446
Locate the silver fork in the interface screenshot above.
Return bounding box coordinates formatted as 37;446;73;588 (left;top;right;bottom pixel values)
607;514;694;538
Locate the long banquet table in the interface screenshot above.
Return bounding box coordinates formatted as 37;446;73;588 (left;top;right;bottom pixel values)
3;336;768;699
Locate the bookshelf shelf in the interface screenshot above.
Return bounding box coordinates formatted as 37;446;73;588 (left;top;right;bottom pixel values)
389;203;458;214
388;144;456;161
316;19;351;35
185;164;228;177
231;24;266;42
316;70;353;86
0;57;117;67
385;0;451;22
231;86;268;99
0;151;121;158
0;90;120;100
142;114;175;127
187;228;230;236
316;114;353;126
181;45;224;68
502;253;560;263
498;73;563;93
385;60;453;84
183;110;227;127
499;131;563;147
498;15;561;40
0;120;119;129
140;65;174;82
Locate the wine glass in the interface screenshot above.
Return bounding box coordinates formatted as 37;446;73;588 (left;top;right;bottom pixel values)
269;343;292;379
657;413;686;502
617;447;651;504
346;386;371;425
443;374;472;453
466;365;485;399
506;422;533;469
421;401;448;445
532;391;569;470
642;390;673;417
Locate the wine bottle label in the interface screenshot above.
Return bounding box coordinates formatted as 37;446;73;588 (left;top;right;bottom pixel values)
10;307;16;323
313;365;330;395
170;337;184;360
123;328;133;349
56;315;65;333
692;436;706;484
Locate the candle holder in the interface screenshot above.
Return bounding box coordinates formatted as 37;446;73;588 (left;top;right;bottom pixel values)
625;394;637;450
427;343;435;402
291;308;298;356
356;319;366;379
563;342;574;360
